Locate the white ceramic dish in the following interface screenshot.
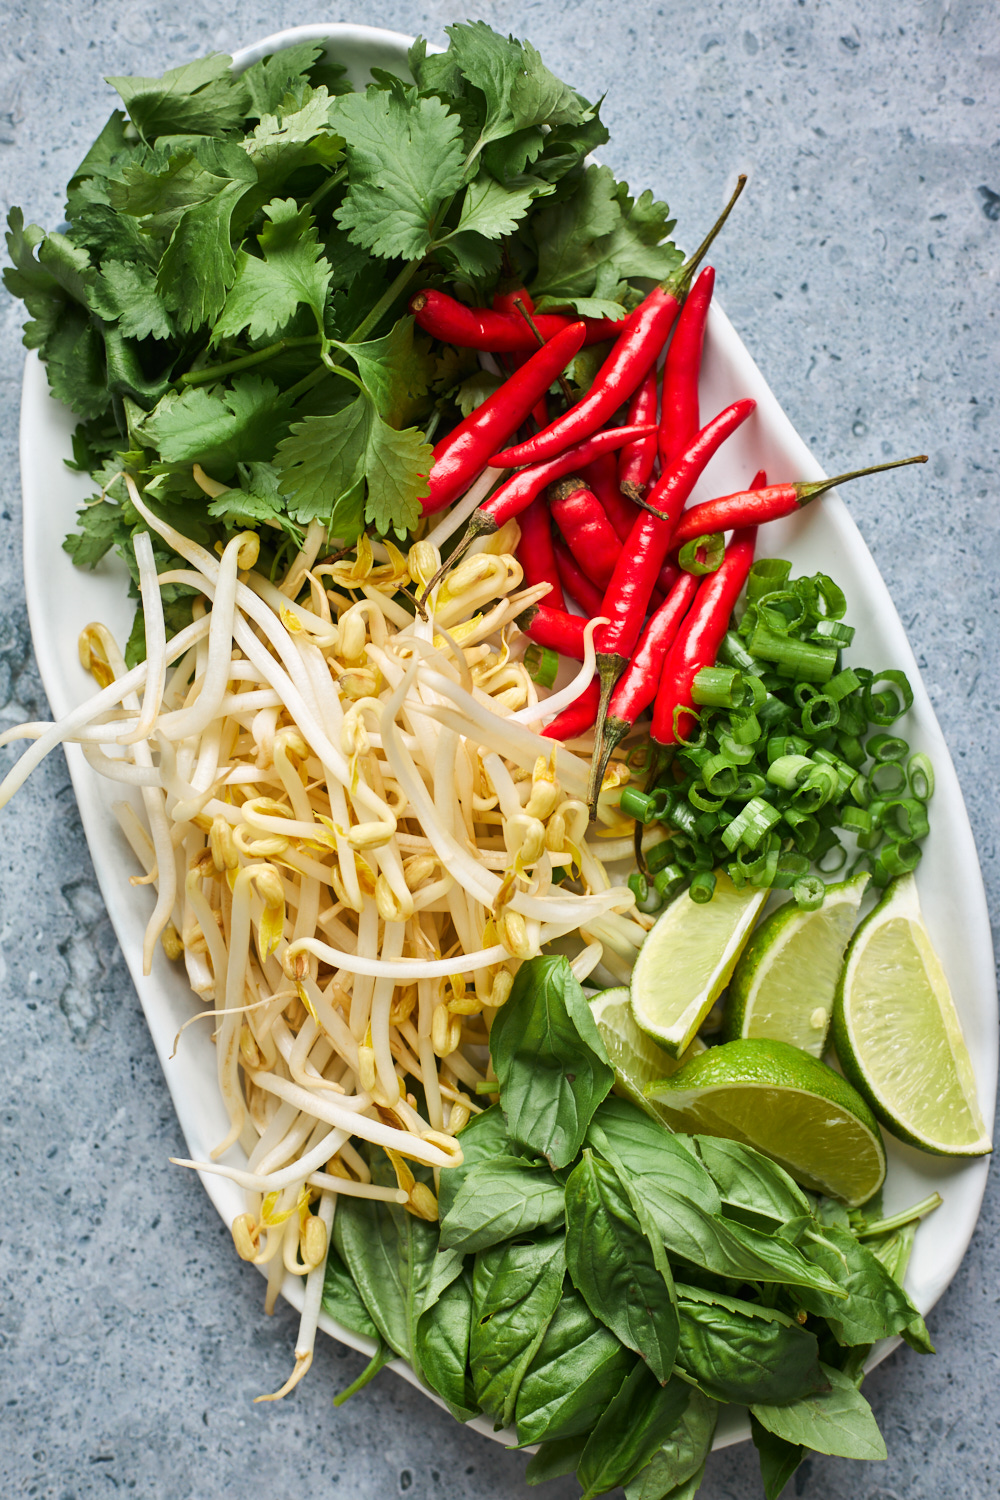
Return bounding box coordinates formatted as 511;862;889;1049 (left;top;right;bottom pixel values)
18;21;996;1457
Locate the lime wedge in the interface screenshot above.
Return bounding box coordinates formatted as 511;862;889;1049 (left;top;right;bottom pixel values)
833;874;991;1157
589;986;705;1123
630;873;767;1058
725;873;870;1057
645;1038;886;1207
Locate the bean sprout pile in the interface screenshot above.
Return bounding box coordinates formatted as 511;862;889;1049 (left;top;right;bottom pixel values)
0;472;652;1397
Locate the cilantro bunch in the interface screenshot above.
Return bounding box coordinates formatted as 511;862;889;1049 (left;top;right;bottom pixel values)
4;24;681;663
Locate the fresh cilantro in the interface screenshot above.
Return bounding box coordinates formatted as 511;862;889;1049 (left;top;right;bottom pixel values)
335;316;434;428
96;259;175;341
275;391;431;539
137;375;291;474
244;85;345;197
62;498;125;568
445;22;586;163
213;198;333;344
106;55;249;140
334;85;466;260
241;42;327;118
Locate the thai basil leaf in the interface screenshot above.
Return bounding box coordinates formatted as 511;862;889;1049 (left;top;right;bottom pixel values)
695;1136;813;1226
333;1156;463;1382
652;1463;707;1500
439;1156;565;1254
577;1364;692;1500
564;1151;679;1384
625;1388;717;1500
749;1413;803;1500
865;1221;934;1353
751;1362;888;1460
321;1242;379;1340
470;1231;566;1427
794;1224;926;1347
525;1433;591;1486
515;1286;634;1446
333;1336;393;1407
437;1103;512;1222
415;1266;479;1422
675;1287;826;1406
489;955;614;1169
587;1097;721;1214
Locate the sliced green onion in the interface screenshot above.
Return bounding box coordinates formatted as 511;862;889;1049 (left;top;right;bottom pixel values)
800;695;840;735
748;619;838;682
863;670;913;726
718;630;756;672
836;733;867;769
653;863;687;900
840;805;873;836
771;851;811;889
716;733;755;767
881;797;931;842
782;807;819;852
792;763;840;811
721;797;783;852
729;709;762;746
811;619;855;647
873;840;922;886
759;591;808;635
796;572;847;621
620;787;655;823
700;756;739;796
689;870;717;904
645;838;678;873
907;752;935;801
629;870;663;913
692;666;746;708
817;839;847;873
870;761;907;797
767;732;812;763
793;875;826;910
824;668;861;702
746;558;792;603
867;732;908;763
673;707;707;748
523;643;559;688
679;532;726;576
767;754;813;790
731;771;769;799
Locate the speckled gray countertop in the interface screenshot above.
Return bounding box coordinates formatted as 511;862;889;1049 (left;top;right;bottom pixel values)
1;2;997;1497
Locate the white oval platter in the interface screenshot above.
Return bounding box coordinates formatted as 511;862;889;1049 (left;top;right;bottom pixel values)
18;21;997;1458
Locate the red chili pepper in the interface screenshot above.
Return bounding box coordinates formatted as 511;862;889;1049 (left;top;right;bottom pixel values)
488;177;747;470
651;528;759;746
658;465;766;592
422;321;586;515
668;456;929;549
584;450;641;542
516;604;587;661
658;265;715;471
493;289;548;428
553;535;606;617
583;398;755;805
541;680;600;741
550;478;621;590
516;496;566;611
410;288;631;353
618;367;659;501
472;424;658;536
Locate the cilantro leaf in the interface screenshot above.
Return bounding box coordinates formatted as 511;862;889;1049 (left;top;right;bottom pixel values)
275;391;431;538
212;198;332;345
63;497;125;568
206;461;303;539
111;139;255;234
530;164;681;311
244;85;345;197
106;55;249;140
66;202;157;266
241;42;327;118
155;173;254;334
453;174;548;242
334;315;434;429
45;310;110;420
95;259;175;341
334;86;465;260
4;209;66;349
137;375;292;474
445;22;586;161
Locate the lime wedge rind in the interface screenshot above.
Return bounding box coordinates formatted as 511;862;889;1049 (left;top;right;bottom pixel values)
589;986;703;1124
726;873;870;1057
646;1037;887;1209
833;875;991;1158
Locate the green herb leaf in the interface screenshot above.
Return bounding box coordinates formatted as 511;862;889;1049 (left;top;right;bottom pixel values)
106;54;249;139
243;85;345;197
695;1136;813;1227
794;1223;927;1347
95;259;176;341
577;1365;692;1500
414;1266;479;1422
625;1389;718;1500
586;1099;720;1214
675;1288;827;1406
138;375;292;474
63;498;126;569
241;41;330;119
439;1156;565;1255
437;1104;512;1223
335;316;434;428
489;955;614;1170
333;1336;393;1407
750;1413;804;1500
274;390;431;538
213;197;333;344
751;1362;888;1460
564;1152;679;1384
334;85;466;261
445;22;586;161
524;1433;591;1487
515;1287;634;1446
470;1231;566;1427
320;1242;380;1341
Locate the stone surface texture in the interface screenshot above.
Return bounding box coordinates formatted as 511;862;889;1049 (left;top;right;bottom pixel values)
1;2;997;1497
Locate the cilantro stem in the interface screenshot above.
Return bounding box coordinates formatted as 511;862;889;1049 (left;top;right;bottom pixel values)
306;164;348;214
285;364;334;405
178;336;321;389
346;258;423;345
